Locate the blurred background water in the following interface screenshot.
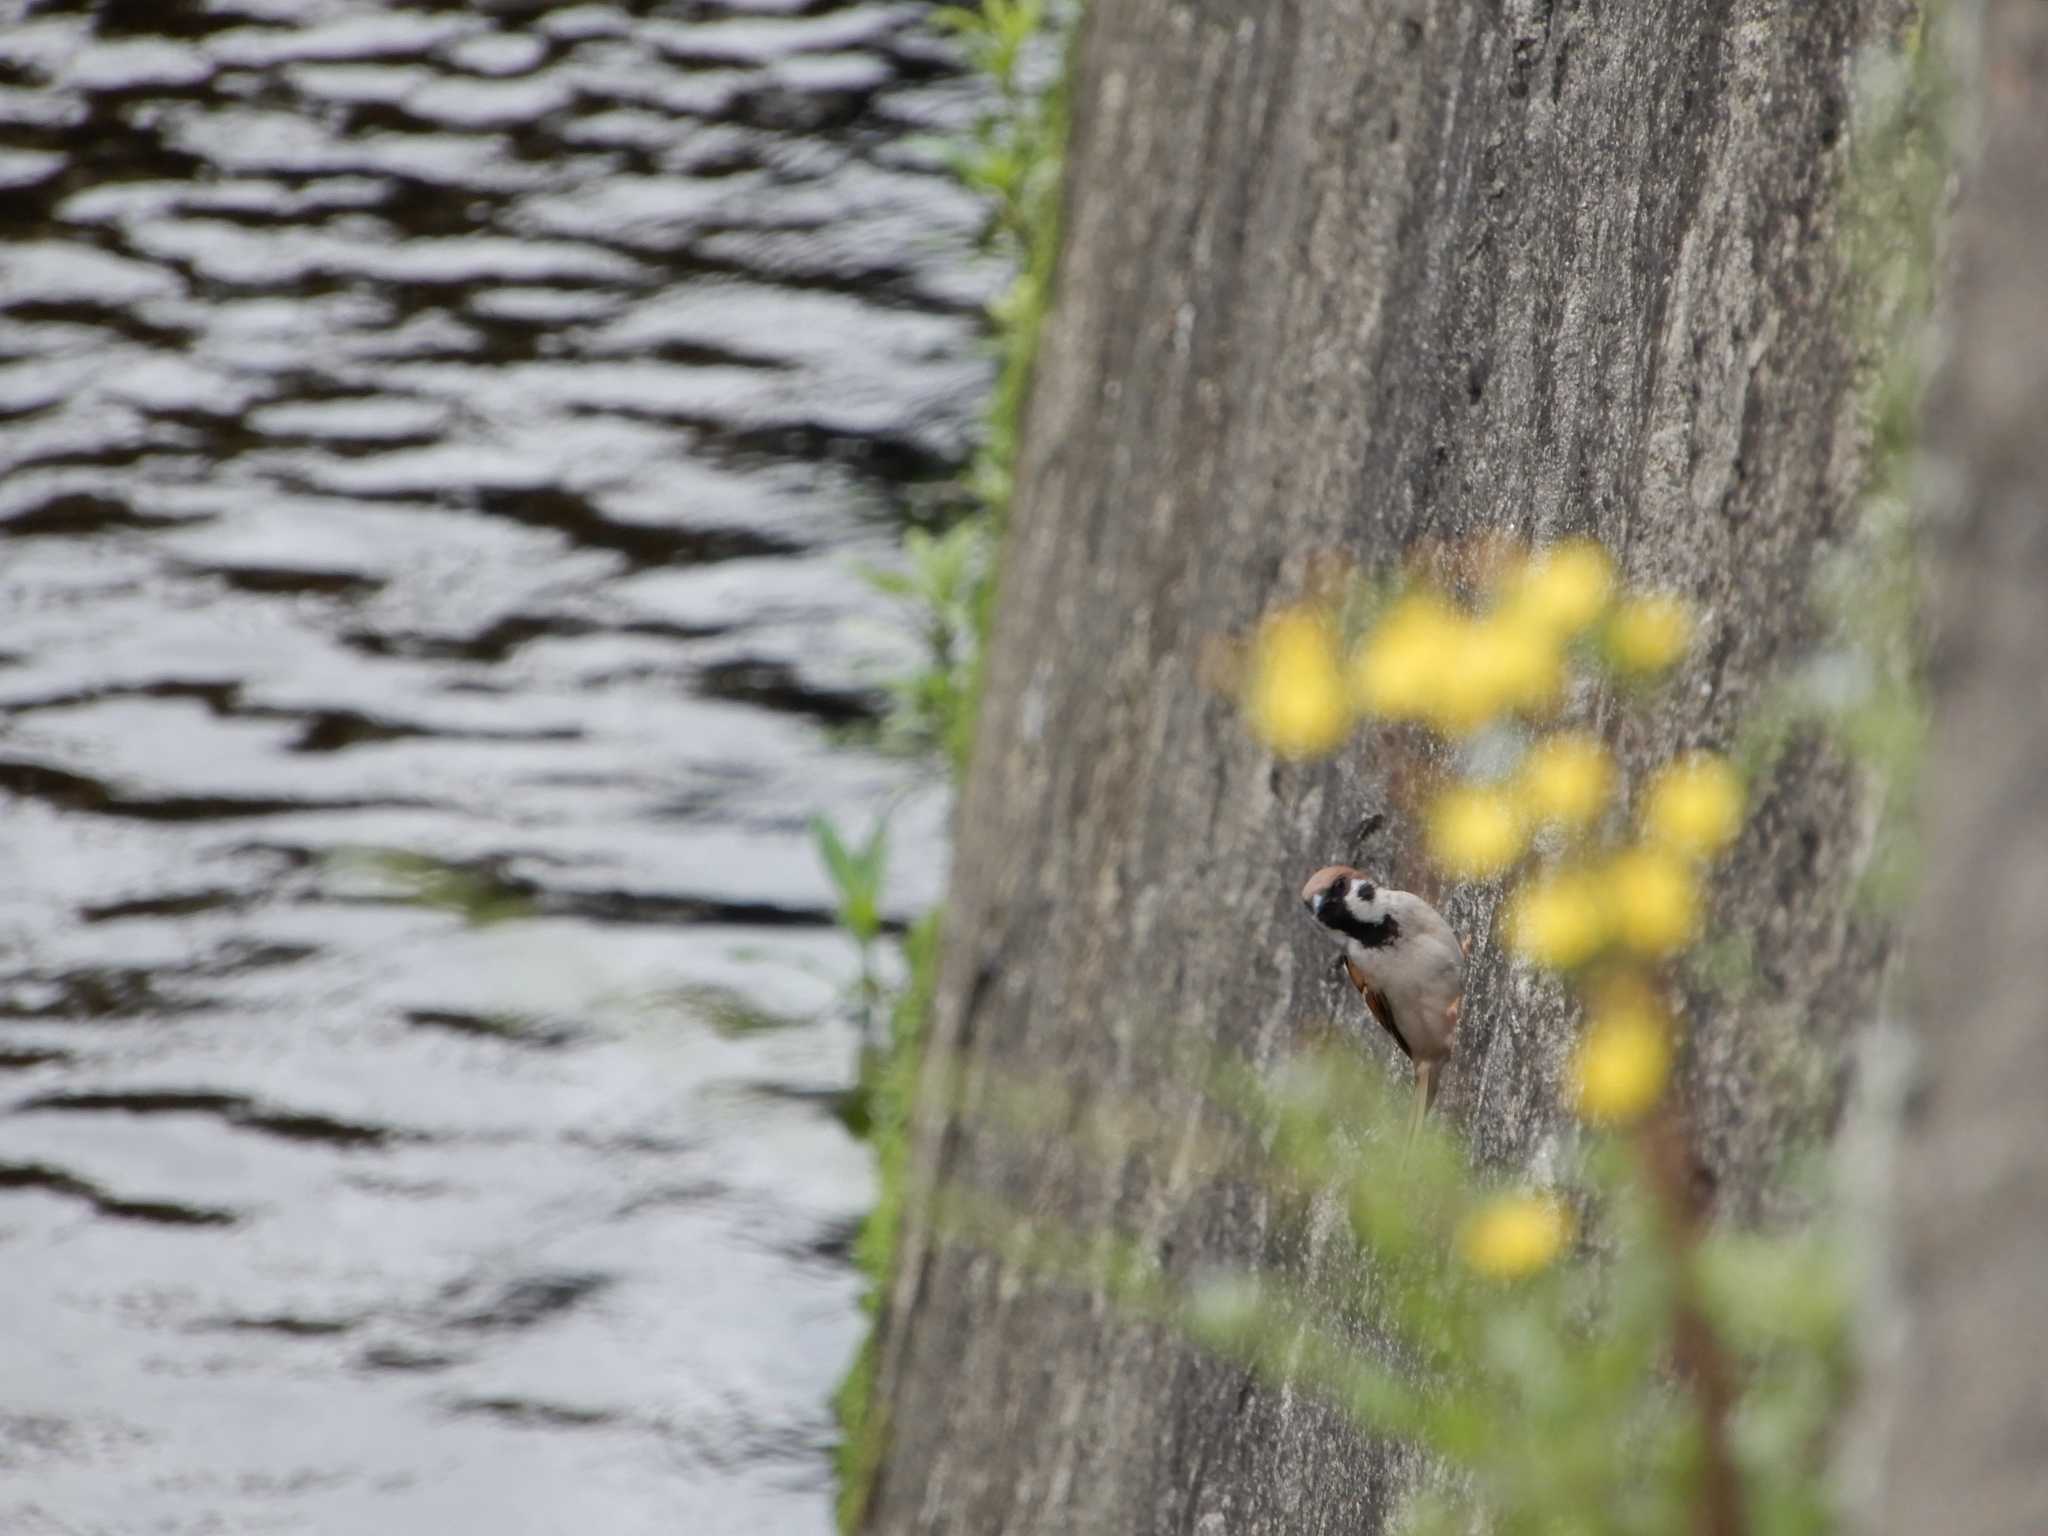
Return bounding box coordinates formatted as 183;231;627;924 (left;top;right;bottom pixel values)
0;2;988;1530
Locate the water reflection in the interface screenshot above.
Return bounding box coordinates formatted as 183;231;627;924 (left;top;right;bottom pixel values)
0;1;984;1530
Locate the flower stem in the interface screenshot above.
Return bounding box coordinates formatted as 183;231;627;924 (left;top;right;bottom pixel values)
1635;1105;1745;1536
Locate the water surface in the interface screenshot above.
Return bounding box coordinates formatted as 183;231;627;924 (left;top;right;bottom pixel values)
0;2;987;1530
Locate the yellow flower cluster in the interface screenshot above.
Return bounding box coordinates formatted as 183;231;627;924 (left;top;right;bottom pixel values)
1517;731;1613;830
1500;752;1742;969
1353;591;1464;719
1644;754;1745;858
1460;1193;1573;1280
1427;785;1525;878
1605;594;1693;675
1239;541;1697;760
1232;539;1751;1171
1506;540;1614;633
1540;752;1740;1131
1604;847;1700;954
1571;983;1673;1125
1421;730;1623;884
1505;867;1611;968
1357;543;1614;738
1506;843;1704;968
1245;607;1350;759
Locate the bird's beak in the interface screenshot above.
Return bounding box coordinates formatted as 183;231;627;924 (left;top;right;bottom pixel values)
1306;891;1325;915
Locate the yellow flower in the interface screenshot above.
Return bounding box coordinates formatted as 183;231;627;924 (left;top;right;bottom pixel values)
1509;539;1614;636
1409;614;1557;737
1428;622;1510;736
1460;1193;1572;1280
1247;607;1353;758
1506;868;1609;969
1352;591;1461;720
1644;754;1745;859
1428;786;1527;878
1518;733;1614;831
1485;611;1567;710
1572;987;1673;1124
1605;595;1693;674
1604;846;1700;955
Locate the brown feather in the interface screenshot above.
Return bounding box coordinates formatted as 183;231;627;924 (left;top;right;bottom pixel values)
1343;956;1413;1061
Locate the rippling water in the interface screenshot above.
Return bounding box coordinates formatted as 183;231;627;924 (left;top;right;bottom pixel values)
0;2;988;1530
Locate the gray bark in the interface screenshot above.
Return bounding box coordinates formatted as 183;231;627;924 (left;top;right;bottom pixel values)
1882;6;2048;1532
866;2;1905;1531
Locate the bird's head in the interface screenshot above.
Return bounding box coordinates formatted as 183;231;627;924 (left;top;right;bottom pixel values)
1301;864;1382;927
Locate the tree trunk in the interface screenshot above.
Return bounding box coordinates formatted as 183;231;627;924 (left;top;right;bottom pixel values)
865;2;1903;1531
1882;7;2048;1533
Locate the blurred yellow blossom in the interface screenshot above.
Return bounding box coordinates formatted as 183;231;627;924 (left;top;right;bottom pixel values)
1352;591;1461;719
1509;539;1614;635
1428;786;1527;878
1506;868;1609;969
1572;984;1672;1124
1644;754;1744;859
1246;608;1352;758
1604;846;1700;954
1605;594;1693;674
1518;732;1613;830
1429;621;1512;735
1460;1193;1572;1280
1477;612;1566;715
1406;612;1563;736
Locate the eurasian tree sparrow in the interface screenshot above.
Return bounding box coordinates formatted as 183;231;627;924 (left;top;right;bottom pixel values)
1300;865;1468;1147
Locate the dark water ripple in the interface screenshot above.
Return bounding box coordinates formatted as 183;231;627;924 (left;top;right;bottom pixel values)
0;2;985;1531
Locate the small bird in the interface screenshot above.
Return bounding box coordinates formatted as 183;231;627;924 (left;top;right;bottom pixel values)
1300;865;1468;1149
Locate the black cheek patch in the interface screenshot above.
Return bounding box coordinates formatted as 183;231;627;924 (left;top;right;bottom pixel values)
1323;904;1400;950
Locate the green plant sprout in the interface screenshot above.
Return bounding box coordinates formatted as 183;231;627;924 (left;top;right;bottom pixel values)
832;1;1077;1524
861;522;988;769
1180;1054;1851;1536
833;912;939;1529
857;0;1071;775
812;810;892;1043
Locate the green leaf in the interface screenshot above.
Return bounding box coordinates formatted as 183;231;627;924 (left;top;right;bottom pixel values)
813;812;889;945
929;5;988;39
812;815;857;900
858;563;917;598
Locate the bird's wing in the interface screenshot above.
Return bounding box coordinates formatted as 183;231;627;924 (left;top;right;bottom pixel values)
1343;956;1413;1061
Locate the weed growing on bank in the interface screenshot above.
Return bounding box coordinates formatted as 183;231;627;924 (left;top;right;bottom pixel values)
822;2;1076;1527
